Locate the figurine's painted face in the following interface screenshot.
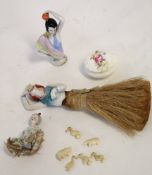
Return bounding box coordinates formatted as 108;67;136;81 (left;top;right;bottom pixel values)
29;85;45;101
48;26;56;35
45;18;58;35
29;113;41;126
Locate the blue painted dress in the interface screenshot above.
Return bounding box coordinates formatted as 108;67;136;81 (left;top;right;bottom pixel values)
40;86;54;106
49;35;63;52
39;86;65;107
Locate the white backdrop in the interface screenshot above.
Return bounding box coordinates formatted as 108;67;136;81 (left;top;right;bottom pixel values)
0;0;152;175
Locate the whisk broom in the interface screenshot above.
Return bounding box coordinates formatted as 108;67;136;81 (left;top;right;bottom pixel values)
63;78;151;133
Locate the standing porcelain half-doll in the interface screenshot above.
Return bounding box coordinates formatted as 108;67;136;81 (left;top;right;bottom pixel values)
21;83;66;110
83;50;116;79
36;10;67;66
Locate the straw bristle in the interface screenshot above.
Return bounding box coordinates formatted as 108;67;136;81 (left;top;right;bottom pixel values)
63;78;151;133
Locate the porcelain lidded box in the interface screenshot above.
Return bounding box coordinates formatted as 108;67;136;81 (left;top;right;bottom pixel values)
84;50;116;79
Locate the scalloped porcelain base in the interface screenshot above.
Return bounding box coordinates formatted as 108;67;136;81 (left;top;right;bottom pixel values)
36;43;67;66
37;49;67;66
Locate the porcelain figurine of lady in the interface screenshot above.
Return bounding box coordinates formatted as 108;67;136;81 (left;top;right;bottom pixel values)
36;10;67;66
21;84;66;110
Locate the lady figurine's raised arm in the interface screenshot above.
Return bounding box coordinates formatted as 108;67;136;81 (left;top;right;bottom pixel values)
49;10;65;33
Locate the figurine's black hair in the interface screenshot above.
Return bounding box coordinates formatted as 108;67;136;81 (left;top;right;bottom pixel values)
45;18;58;31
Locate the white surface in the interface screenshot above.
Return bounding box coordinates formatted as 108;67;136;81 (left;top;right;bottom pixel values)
0;0;152;175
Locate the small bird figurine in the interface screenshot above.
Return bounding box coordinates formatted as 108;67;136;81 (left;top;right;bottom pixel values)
6;113;44;156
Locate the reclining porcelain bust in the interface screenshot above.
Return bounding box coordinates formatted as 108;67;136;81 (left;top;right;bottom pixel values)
21;84;66;110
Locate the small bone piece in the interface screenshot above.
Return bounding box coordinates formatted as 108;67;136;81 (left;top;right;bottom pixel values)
77;153;93;165
83;137;100;147
65;156;75;171
91;152;104;162
65;127;81;139
56;147;72;161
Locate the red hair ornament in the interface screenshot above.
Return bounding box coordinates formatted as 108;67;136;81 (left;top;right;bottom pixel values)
42;12;49;21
